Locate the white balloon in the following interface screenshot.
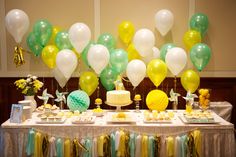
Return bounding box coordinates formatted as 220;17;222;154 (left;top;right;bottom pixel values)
69;23;91;53
142;47;160;64
165;47;187;76
5;9;30;43
133;28;155;57
52;67;69;88
56;49;78;79
87;44;110;75
126;59;146;87
155;9;174;36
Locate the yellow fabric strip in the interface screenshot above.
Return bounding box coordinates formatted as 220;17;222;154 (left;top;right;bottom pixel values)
141;135;148;157
64;138;71;157
117;130;125;157
34;132;42;157
193;130;201;157
166;136;174;157
98;135;104;157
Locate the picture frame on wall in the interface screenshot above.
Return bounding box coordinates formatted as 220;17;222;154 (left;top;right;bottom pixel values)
10;104;23;123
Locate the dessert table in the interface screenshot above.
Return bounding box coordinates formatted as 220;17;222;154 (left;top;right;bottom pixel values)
0;110;235;157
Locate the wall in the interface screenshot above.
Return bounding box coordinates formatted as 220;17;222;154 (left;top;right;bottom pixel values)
0;0;236;77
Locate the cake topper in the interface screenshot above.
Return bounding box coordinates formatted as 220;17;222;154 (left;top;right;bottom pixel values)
37;89;54;105
114;75;125;90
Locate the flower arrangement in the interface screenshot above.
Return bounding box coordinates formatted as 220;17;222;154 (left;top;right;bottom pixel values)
14;74;43;96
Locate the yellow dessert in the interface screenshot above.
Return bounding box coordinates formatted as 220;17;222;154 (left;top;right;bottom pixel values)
134;94;141;101
95;98;102;105
93;108;103;113
116;112;126;118
44;104;52;109
198;88;210;109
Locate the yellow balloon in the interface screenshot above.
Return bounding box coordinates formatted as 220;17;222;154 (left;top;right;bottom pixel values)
48;26;62;44
181;69;200;93
127;43;141;61
79;71;98;96
183;30;201;51
118;21;135;45
146;89;169;111
41;45;59;68
147;59;167;87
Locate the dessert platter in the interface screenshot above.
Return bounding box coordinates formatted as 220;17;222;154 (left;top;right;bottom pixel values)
36;104;60;112
143;110;175;123
36;112;66;124
179;110;221;124
106;112;136;124
71;112;96;124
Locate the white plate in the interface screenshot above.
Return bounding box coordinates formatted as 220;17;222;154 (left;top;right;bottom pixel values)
36;117;66;124
71;116;96;124
179;115;221;124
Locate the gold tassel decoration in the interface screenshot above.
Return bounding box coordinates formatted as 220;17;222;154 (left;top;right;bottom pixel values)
154;136;161;157
124;131;130;157
103;135;111;157
188;132;194;157
73;138;79;157
14;45;26;67
42;134;49;157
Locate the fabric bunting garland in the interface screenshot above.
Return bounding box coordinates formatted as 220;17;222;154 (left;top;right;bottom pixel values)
25;128;201;157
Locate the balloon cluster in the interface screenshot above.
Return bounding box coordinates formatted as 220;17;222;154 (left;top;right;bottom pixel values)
184;13;212;72
5;9;213;110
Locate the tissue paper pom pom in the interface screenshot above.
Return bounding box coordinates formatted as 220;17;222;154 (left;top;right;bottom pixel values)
67;90;90;112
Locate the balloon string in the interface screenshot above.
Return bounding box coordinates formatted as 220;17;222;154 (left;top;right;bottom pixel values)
97;78;100;98
78;56;81;90
174;76;177;93
51;79;54;105
122;77;130;83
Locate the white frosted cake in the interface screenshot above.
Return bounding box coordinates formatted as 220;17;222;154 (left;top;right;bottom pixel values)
106;90;131;105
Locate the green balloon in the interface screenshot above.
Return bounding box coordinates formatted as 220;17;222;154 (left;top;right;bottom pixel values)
190;43;211;71
67;90;90;112
33;20;52;46
190;13;209;37
81;41;95;67
100;66;118;91
110;49;128;74
55;31;73;50
160;43;176;62
97;33;116;51
27;32;43;57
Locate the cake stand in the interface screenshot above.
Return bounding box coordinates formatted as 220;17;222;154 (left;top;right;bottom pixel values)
105;101;133;111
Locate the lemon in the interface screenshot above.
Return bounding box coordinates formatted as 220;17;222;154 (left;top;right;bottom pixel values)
95;98;102;104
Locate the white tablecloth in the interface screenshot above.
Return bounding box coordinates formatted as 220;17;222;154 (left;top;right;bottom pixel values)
1;110;235;157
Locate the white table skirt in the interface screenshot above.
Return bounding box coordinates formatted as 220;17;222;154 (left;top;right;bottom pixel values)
1;110;235;157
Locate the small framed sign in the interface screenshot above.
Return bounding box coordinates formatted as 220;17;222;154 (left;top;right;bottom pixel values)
10;104;23;123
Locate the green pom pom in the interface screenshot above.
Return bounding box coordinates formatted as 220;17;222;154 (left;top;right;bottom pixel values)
67;90;90;112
